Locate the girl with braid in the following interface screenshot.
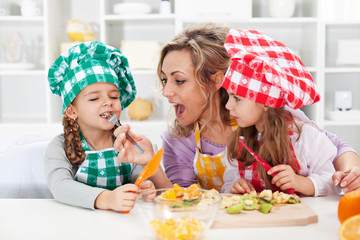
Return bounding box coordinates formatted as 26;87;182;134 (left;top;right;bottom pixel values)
44;42;156;212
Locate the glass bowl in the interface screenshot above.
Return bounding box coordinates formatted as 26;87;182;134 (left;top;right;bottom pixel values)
135;187;222;240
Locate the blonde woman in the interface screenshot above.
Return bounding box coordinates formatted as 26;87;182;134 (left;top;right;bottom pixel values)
114;23;360;193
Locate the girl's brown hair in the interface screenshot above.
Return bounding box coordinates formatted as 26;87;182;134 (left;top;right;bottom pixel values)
62;115;117;165
227;107;302;188
157;23;231;137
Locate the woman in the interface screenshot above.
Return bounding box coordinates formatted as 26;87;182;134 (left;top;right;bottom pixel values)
114;23;360;193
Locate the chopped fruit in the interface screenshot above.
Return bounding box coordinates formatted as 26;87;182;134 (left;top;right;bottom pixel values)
338;214;360;240
226;203;244;214
160;189;177;201
174;184;184;197
184;184;201;200
258;203;272;214
241;195;257;210
149;215;205;240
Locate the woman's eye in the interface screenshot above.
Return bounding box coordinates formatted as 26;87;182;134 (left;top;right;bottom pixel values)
175;79;185;85
161;78;167;84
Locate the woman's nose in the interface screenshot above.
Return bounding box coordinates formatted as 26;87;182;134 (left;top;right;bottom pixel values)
162;84;174;98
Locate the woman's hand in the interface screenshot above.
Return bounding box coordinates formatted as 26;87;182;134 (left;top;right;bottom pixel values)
230;178;255;194
95;184;140;212
113;123;155;166
333;166;360;193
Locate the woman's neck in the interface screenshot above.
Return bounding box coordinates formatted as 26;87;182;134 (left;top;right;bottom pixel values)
198;95;233;145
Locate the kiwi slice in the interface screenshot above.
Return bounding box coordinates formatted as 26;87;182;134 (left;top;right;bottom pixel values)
226;203;244;214
258;203;272;214
240;195;257;210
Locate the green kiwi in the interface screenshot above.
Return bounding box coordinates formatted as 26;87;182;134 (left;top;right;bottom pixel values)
226;203;244;214
258;203;272;214
241;195;258;210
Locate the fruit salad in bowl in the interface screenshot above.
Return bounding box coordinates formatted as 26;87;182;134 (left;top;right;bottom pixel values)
135;184;221;240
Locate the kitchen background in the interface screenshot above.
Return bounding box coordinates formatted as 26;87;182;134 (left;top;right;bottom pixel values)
0;0;359;151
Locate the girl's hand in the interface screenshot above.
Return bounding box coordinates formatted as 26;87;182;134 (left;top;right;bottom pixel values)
230;178;255;194
95;184;139;212
113;123;154;166
269;164;298;191
140;180;156;202
332;166;360;193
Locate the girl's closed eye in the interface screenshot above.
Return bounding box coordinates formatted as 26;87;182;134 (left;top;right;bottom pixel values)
110;93;120;99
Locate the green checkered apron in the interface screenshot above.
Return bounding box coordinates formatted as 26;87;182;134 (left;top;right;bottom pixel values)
74;133;133;190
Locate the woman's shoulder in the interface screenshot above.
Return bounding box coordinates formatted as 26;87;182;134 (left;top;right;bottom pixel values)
161;129;195;148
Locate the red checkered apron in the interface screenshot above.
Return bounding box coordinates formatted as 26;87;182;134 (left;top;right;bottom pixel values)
238;137;300;192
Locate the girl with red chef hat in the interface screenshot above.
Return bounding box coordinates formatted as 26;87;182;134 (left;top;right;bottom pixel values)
222;29;340;196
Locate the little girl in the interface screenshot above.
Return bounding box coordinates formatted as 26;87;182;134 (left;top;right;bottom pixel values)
45;41;155;212
222;29;339;196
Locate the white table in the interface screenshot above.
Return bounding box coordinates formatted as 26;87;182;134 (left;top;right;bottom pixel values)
0;195;341;240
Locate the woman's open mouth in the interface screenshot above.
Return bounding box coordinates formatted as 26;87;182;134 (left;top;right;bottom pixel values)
172;103;185;118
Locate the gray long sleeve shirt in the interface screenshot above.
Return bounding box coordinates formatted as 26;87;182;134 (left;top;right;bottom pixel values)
44;134;142;210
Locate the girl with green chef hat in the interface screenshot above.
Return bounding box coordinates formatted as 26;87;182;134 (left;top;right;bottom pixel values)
45;41;155;212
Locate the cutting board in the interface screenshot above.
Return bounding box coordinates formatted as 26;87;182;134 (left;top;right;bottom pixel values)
212;199;318;228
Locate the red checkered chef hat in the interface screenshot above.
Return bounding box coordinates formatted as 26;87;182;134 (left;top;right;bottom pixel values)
221;29;320;109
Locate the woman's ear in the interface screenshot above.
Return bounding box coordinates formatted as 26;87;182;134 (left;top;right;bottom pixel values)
212;71;225;91
65;104;77;119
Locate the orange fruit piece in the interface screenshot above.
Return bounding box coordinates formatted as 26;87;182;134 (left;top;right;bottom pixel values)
338;190;360;223
174;184;184;197
160;189;177;201
184;184;201;199
339;214;360;240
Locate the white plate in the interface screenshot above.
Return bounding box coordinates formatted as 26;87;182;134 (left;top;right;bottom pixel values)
0;63;36;70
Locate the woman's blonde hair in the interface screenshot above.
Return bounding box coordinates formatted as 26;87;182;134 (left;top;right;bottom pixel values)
227;108;302;188
157;23;231;137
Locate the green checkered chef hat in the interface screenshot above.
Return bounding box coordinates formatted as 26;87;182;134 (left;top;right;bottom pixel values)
48;41;136;113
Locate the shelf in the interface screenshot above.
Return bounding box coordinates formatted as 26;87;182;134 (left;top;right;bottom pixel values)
0;70;46;76
325;68;360;73
250;17;318;23
132;70;156;75
104;14;175;22
324;120;360;126
0;16;44;22
0;123;63;138
324;21;360;26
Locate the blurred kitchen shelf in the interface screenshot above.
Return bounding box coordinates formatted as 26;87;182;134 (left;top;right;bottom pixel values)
0;0;359;151
104;14;175;21
325;68;360;73
324;121;360;126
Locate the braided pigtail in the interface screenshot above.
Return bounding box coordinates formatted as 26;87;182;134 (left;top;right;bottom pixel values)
62;115;86;165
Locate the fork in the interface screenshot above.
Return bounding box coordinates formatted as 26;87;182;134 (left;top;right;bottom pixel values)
107;113;144;154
